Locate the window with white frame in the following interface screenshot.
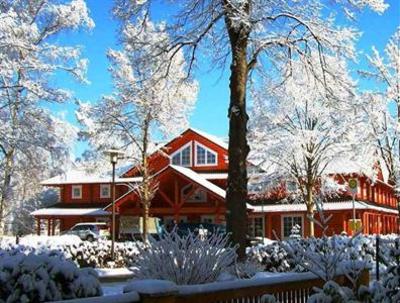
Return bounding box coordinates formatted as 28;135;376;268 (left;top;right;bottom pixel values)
282;215;303;238
100;184;111;198
71;185;82;199
195;142;217;166
248;216;264;237
171;143;191;166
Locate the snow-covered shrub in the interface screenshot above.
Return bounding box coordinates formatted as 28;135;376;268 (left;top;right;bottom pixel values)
0;250;101;302
0;236;142;268
132;230;237;285
231;259;265;279
378;239;400;301
307;280;356;303
62;240;141;268
247;242;296;272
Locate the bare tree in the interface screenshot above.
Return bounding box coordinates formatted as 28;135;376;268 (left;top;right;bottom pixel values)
0;0;93;232
360;28;399;188
113;0;387;257
248;55;373;236
77;19;198;241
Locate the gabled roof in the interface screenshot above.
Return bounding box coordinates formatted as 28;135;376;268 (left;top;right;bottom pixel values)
170;165;226;199
187;128;228;150
121;127;228;178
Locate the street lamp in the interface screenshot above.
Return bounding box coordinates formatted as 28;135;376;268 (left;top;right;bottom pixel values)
105;148;125;260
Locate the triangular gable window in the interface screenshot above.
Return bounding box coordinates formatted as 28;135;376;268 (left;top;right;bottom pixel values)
195;142;217;166
171;142;191;166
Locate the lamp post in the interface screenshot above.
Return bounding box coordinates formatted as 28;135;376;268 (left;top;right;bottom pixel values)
105;149;125;260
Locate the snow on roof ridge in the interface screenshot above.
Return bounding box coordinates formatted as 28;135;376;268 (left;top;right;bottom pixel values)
188;127;228;150
170;165;226;198
249;200;398;214
41;168;142;185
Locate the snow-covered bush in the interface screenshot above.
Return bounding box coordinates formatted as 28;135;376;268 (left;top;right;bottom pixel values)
62;240;141;268
132;230;237;285
231;259;265;279
307;280;356;303
0;236;142;268
0;250;101;302
247;242;296;272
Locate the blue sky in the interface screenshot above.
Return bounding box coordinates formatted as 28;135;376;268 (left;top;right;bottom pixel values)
48;0;399;158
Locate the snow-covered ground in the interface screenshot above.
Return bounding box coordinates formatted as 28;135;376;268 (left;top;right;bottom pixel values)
1;234;82;246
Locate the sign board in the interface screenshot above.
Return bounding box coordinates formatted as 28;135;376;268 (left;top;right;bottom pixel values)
349;219;362;232
119;216;160;235
348;178;358;196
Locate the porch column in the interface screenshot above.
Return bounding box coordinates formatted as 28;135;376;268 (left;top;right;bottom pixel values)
174;179;180;223
266;213;272;239
36;218;41;235
173;207;180;223
47;219;51;236
51;219;56;236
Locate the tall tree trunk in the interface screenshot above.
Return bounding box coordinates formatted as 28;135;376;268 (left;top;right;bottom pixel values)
306;157;315;237
224;2;251;259
306;187;315;237
141;118;151;242
0;151;13;235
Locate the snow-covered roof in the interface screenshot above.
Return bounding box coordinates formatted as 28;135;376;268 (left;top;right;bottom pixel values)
324;158;366;175
198;173;228;180
31;208;110;216
170;165;226;199
248;201;398;214
41;169;142;185
189;128;228;150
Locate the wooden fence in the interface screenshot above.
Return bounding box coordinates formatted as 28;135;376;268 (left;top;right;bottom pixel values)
52;269;369;303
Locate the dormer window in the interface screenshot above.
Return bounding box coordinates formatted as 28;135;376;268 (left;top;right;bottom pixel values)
195;142;217;166
100;184;111;198
72;185;82;199
171;142;192;166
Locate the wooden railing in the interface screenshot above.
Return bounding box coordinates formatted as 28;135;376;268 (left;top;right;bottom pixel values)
52;269;369;303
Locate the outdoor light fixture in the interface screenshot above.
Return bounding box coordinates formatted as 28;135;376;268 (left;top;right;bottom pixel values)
104;148;125;260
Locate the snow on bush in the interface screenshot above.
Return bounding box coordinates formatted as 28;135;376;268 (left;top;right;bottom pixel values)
247;242;297;272
247;234;398;274
0;249;101;302
231;259;265;279
132;230;237;285
0;236;142;268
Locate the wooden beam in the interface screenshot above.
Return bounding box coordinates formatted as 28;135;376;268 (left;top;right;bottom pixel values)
180;184;199;207
174;179;179;205
158;190;175;207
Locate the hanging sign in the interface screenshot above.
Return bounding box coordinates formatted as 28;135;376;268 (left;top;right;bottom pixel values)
348;178;358;196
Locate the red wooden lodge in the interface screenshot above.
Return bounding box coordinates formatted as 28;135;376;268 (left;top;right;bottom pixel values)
32;128;399;239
